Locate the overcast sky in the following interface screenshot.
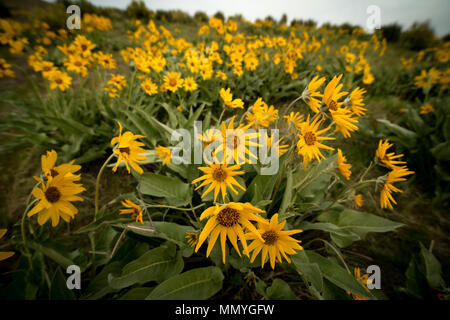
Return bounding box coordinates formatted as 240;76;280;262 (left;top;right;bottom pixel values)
85;0;449;36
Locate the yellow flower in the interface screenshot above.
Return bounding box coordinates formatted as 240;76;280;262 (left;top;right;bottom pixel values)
216;116;260;164
0;229;14;261
354;194;364;207
414;68;440;88
93;51;116;69
420;104;433;114
41;150;81;181
104;86;119;98
246;97;278;128
107;74;127;90
245;214;303;269
0;58;15;78
185;232;199;247
28;170;85;227
111;122;148;174
297;115;335;168
120;199;144;224
302;75;326;113
363;70;375;85
345;87;367;117
219;87;244;109
337;148;352;180
376;139;406;169
348;267;372;300
195;202;266;264
380;166;414;209
64;55;89;77
163;72;184;92
155;146;171;166
216;71;227;80
264;133;289;157
73;35;96;58
284;112;304;130
191;162;246;202
48;70;72;91
183;76;198;91
141;78;158;95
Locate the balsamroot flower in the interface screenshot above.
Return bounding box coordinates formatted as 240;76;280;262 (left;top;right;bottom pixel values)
111;122;149;174
337;148;352;180
155;146;172;166
297;115;335;168
0;229;14;261
191;162;245;202
120;199;144;224
245;214;303;269
195;202;266;263
380;166;414;209
376;139;406;169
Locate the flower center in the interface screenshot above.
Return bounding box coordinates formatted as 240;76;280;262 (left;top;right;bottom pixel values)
304;131;317;145
329;99;338;111
45;186;61;203
119;147;130;154
75;61;82;67
212;167;227;182
55;78;63;84
262;230;279;245
169;78;177;86
81;44;87;51
216;207;240;227
50;168;59;177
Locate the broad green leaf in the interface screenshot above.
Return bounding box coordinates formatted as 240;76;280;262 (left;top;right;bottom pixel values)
317;208;403;247
146;266;224;300
377;119;417;147
28;241;74;269
266;278;297;300
138;172;192;206
419;243;445;288
291;250;324;296
108;245;184;290
74;212;131;233
119;287;154;300
49;268;76;300
82;262;122;300
306;251;375;299
431;142;450;161
299;221;360;248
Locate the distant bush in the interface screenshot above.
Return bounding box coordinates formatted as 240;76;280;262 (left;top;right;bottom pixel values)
381;23;402;42
169;10;194;24
401;21;435;50
213;11;225;22
279;14;287;26
442;33;450;41
56;0;100;14
194;11;208;23
126;0;150;21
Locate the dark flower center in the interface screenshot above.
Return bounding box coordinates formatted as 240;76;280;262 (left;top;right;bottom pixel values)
50;168;59;177
217;207;240;227
262;230;279;245
45;186;61;203
212;167;227;182
304;131;317;145
329;99;338;111
119;147;130;154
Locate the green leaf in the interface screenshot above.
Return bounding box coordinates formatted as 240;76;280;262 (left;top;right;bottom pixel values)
138;172;192;206
49;268;76;300
292;153;337;192
431;142;450;161
119;287;154;300
121;221;195;247
266;278;297;300
82;262;122;300
291;250;324;296
108;244;184;290
28;241;74;269
419;242;445;288
75;212;131;233
146;266;224;300
316;208;403;247
306;251;375;299
377;119;417;148
299;221;360;248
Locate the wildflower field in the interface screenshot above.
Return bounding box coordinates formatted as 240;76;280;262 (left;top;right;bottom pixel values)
0;0;449;301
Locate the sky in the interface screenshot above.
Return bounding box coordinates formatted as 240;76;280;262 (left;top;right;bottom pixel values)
84;0;449;36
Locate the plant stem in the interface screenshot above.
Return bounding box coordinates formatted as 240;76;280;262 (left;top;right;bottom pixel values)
94;153;115;220
21;199;38;271
217;106;227;124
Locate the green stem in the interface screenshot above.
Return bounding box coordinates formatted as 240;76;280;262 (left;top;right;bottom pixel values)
94;153;115;220
145;203;205;212
217;106;227;124
21;199;38;271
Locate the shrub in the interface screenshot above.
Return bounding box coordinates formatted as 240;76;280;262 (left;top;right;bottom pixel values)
193;11;208;23
401;21;435;50
126;0;150;21
213;11;225;22
381;23;402;42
